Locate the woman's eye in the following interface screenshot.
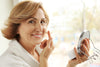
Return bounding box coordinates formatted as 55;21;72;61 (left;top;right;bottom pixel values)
28;20;34;24
41;21;46;24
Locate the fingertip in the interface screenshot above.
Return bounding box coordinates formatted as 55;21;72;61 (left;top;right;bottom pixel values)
86;38;89;43
48;31;50;38
74;47;80;59
74;47;77;53
74;47;76;50
48;31;52;39
47;30;49;34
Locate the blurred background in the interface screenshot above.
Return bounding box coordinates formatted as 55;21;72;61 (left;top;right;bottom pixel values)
0;0;100;67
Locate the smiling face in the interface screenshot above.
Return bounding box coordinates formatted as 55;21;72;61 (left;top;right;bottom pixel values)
17;8;48;47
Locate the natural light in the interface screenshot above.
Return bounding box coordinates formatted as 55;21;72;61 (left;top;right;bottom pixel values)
32;0;100;67
0;0;100;67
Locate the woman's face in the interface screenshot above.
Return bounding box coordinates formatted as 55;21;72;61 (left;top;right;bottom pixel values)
17;8;47;46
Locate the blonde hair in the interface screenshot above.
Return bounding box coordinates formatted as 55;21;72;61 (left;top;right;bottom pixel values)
1;0;49;40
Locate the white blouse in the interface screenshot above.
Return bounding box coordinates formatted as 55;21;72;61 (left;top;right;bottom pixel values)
0;40;40;67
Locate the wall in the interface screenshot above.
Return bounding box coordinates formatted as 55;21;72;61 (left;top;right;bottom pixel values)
0;0;13;55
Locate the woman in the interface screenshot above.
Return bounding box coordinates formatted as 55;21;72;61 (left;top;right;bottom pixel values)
0;1;90;67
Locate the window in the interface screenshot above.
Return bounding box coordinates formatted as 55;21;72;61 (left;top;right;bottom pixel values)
13;0;23;6
34;0;100;67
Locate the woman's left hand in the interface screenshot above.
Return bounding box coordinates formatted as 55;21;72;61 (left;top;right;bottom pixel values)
40;31;54;60
39;31;54;67
67;38;90;67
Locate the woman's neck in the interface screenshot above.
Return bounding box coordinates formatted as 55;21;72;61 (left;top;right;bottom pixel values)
18;39;36;55
18;39;40;62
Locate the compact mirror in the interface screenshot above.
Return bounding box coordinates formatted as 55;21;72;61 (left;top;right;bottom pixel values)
77;31;90;53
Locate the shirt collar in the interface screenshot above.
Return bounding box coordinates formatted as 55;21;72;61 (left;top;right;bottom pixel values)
9;40;40;67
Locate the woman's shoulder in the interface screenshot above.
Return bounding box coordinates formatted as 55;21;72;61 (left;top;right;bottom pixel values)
0;40;31;67
0;52;30;67
0;40;39;67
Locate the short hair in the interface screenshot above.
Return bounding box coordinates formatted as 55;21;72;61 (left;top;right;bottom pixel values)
1;0;49;40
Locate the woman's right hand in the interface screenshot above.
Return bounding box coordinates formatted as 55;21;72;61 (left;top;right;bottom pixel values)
39;31;54;67
67;38;90;67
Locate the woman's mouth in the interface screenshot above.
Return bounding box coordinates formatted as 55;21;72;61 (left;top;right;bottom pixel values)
32;34;42;38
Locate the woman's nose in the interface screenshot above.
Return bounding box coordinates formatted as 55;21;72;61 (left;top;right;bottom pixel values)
35;23;42;32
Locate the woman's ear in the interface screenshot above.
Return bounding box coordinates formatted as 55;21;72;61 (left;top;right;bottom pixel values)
16;28;19;34
16;26;20;34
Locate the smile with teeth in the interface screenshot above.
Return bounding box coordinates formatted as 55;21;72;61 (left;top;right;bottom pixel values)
32;34;42;38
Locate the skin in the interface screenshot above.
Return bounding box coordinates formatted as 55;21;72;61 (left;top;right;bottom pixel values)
17;8;90;67
17;8;54;65
40;31;54;67
67;38;90;67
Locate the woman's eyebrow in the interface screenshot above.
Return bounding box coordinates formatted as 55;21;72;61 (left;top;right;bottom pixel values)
41;18;46;20
33;17;46;20
31;17;37;20
29;17;46;21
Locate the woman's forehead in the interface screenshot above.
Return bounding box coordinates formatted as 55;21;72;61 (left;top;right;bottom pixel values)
33;8;45;17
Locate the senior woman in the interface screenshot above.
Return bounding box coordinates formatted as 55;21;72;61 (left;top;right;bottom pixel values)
0;0;90;67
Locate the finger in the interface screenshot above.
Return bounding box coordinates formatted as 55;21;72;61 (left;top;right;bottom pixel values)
50;40;55;49
48;31;52;39
40;39;47;49
46;39;52;48
46;31;52;48
86;38;89;43
43;49;51;58
82;44;89;56
86;38;90;50
85;38;90;51
47;31;54;49
74;47;80;60
82;39;89;51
